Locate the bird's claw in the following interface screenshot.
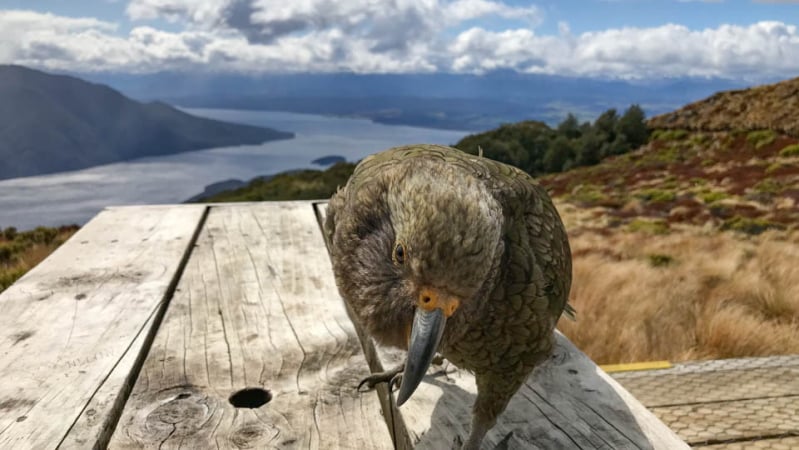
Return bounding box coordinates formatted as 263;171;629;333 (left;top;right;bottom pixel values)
357;366;404;392
452;433;464;450
389;373;403;392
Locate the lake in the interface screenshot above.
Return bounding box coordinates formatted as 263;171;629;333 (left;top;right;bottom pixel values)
0;109;468;230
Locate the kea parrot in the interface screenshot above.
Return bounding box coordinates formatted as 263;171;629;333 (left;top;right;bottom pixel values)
324;144;574;449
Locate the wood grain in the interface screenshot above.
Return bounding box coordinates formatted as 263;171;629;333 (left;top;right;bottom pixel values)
0;205;206;450
315;201;689;450
109;202;392;449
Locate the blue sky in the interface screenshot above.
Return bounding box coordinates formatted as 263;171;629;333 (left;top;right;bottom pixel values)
1;0;798;80
5;0;795;34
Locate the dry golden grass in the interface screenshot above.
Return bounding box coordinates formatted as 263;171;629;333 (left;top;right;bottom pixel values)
0;226;78;293
557;226;799;364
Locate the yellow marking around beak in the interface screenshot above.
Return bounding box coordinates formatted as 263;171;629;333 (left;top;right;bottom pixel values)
418;287;461;317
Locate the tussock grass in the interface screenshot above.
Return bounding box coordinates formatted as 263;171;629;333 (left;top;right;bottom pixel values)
558;227;799;364
0;226;77;292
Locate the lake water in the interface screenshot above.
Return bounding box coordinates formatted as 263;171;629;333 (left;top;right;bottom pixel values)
0;109;468;230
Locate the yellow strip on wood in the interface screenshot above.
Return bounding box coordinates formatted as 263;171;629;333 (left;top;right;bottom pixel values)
600;361;672;373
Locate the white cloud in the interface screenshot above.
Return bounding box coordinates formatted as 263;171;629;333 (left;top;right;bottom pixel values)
1;6;799;81
449;21;799;79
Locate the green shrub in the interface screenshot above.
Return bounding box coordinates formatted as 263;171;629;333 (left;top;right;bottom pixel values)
0;267;26;292
2;227;17;241
648;254;674;267
753;179;782;194
698;191;729;204
636;189;676;203
568;184;607;205
628;219;670;234
746;130;776;149
722;216;781;235
651;129;688;141
765;162;783;174
0;245;12;265
689;133;710;146
779;143;799;157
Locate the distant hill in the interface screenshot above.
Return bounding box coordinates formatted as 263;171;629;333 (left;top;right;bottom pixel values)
195;163;355;203
0;65;294;180
648;76;799;137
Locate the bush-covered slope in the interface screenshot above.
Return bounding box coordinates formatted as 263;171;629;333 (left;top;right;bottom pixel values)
453;105;648;175
200;163;356;202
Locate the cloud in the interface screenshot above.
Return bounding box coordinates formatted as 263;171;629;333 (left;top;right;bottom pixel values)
449;21;799;79
1;6;799;81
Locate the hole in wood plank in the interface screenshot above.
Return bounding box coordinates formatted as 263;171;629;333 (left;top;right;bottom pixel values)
229;388;271;408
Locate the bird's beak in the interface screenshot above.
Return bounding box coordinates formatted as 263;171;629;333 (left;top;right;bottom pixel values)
396;288;460;406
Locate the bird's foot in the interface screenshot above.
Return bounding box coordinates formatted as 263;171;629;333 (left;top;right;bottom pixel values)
357;363;404;392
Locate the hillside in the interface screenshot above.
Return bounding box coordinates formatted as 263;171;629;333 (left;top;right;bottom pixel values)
0;65;294;180
648;76;799;136
542;129;799;235
543;81;799;364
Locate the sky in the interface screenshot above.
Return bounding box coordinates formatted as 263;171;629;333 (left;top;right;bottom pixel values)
0;0;798;81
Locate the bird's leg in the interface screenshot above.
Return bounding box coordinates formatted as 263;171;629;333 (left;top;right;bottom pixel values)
357;362;404;392
461;372;525;450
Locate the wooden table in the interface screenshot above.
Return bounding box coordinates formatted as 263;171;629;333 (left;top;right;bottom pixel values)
0;202;688;449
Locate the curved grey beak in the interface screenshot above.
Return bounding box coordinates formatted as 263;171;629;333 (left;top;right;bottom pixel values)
396;308;446;406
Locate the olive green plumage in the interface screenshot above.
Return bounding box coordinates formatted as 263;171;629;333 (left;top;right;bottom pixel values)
325;144;573;449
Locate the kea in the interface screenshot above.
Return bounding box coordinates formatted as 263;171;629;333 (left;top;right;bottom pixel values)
324;144;573;449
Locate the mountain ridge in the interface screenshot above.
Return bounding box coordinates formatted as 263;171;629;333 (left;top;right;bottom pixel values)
0;65;294;180
648;76;799;137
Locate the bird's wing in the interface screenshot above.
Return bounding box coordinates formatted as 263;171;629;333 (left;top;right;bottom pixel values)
478;153;574;323
425;145;575;323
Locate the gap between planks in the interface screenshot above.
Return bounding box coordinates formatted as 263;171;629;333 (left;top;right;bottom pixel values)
59;206;210;449
108;202;393;449
0;205;208;450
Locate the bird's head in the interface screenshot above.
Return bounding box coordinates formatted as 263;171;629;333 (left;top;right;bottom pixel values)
337;158;504;405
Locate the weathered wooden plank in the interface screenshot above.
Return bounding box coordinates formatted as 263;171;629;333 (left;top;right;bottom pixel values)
110;202;393;449
613;356;799;408
695;436;799;449
0;205;207;449
315;202;688;450
652;396;799;446
60;310;158;450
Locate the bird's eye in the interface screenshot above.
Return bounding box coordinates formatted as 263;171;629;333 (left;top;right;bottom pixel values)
394;243;406;265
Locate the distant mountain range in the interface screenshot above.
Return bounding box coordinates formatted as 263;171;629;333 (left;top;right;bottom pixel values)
78;71;750;131
0;65;293;180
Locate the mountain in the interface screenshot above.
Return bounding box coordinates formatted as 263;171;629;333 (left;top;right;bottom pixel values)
77;71;747;131
0;65;294;180
648;76;799;137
